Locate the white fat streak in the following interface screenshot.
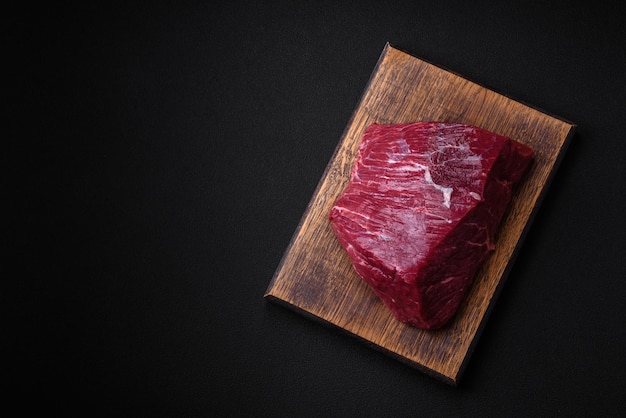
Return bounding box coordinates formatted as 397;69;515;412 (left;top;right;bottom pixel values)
334;206;371;221
427;211;453;224
385;162;453;209
423;167;453;209
386;139;410;163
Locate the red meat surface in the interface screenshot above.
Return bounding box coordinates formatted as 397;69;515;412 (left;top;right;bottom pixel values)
329;122;534;329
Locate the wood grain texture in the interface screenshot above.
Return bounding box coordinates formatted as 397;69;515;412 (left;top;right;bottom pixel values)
264;43;576;385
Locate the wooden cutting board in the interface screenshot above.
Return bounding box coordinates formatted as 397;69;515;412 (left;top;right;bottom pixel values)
264;43;575;385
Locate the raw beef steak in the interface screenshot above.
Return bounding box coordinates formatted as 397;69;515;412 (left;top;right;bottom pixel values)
329;122;534;329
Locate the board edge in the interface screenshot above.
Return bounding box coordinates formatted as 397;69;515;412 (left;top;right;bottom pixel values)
387;43;577;127
264;292;459;386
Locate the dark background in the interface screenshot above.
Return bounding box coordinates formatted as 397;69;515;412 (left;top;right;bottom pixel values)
8;1;625;416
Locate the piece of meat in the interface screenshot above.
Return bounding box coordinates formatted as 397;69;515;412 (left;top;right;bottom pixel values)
329;122;534;329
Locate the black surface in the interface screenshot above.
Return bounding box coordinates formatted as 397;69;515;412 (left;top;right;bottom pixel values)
9;1;625;416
